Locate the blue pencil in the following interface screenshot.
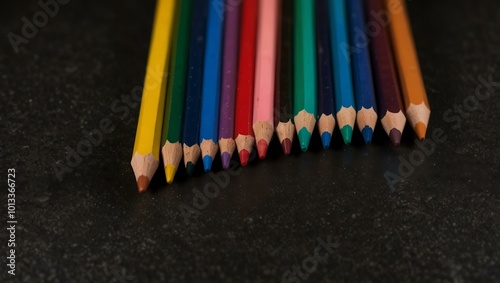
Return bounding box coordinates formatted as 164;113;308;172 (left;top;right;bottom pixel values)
200;0;225;172
347;0;378;144
327;0;356;145
316;0;336;149
182;0;208;174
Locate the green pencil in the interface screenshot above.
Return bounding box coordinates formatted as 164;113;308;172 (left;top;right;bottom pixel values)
161;0;192;184
293;0;317;152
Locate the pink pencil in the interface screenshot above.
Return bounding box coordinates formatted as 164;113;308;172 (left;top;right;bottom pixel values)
253;0;280;159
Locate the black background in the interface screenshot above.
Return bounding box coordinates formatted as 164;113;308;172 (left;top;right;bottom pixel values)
1;0;499;282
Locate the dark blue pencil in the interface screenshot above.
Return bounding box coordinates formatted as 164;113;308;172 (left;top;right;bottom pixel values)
200;0;225;172
347;0;377;144
182;0;208;174
316;0;336;149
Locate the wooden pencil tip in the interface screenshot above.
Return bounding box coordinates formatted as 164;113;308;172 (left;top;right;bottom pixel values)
389;128;402;147
202;155;213;173
297;128;312;152
257;139;269;159
361;127;374;144
131;153;158;193
321;132;332;149
221;152;232;170
137;175;150;193
185;162;196;175
340;125;353;145
165;165;177;184
281;138;292;156
414;122;427;140
238;149;250;167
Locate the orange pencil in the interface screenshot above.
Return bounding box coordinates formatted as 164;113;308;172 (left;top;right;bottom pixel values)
385;0;430;140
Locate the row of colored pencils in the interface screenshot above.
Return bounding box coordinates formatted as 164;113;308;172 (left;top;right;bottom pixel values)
131;0;431;192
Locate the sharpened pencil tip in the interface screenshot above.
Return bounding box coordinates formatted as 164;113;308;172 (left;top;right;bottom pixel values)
202;155;213;172
257;140;269;159
297;129;312;152
137;175;149;193
389;128;402;147
321;132;332;149
361;127;373;144
340;125;353;145
186;162;195;175
281;138;292;155
239;149;250;166
165;165;177;184
414;122;427;140
221;152;231;170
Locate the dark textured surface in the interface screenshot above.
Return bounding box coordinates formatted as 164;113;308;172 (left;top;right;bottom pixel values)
1;0;499;282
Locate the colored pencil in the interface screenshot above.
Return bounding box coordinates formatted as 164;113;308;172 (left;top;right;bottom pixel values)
182;0;208;174
274;0;294;155
315;0;335;149
218;0;242;169
253;0;280;159
384;0;430;140
200;0;225;172
234;0;258;166
161;0;192;184
293;0;317;152
327;0;356;145
368;0;406;146
131;0;177;193
347;0;377;144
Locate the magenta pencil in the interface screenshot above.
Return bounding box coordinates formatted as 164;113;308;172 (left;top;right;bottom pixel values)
218;0;242;169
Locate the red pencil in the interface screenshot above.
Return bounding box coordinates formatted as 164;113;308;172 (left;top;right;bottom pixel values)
234;0;258;166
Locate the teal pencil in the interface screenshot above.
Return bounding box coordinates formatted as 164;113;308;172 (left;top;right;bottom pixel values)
327;0;356;145
293;0;317;152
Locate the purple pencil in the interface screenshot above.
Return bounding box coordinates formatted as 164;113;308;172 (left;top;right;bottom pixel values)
218;0;242;170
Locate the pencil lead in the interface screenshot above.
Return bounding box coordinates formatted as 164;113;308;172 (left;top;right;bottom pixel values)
165;165;177;184
361;126;373;144
340;125;353;145
257;139;269;159
185;162;196;175
203;155;213;173
389;128;402;147
137;175;150;194
239;149;250;166
297;128;312;152
321;132;332;149
414;122;427;140
221;152;231;170
281;138;292;156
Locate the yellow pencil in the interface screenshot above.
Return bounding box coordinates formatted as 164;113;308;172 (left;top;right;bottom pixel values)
131;0;177;193
385;0;430;140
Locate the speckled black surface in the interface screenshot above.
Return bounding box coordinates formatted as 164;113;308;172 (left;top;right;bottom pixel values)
1;0;499;282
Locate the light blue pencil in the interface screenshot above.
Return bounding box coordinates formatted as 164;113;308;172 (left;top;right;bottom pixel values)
200;0;225;172
327;0;356;145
